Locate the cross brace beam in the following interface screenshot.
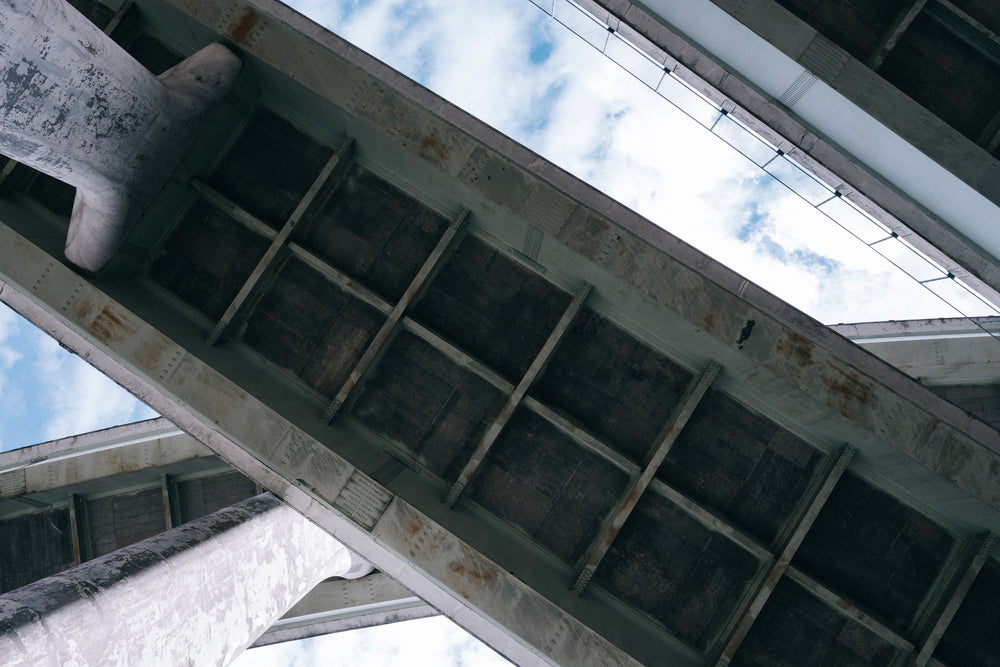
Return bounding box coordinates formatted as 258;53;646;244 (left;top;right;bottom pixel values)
572;361;721;592
713;445;855;665
445;281;592;506
206;137;355;345
323;206;469;422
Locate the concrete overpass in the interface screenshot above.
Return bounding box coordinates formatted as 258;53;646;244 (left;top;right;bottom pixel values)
1;0;999;665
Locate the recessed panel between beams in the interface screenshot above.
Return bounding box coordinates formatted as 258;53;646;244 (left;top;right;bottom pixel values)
241;257;385;398
87;488;166;559
176;471;258;523
150;198;270;319
296;165;449;303
880;12;1000;140
731;577;901;666
531;308;693;464
793;471;955;633
773;0;909;62
351;331;508;481
935;556;1000;667
65;0;115;30
0;509;74;593
594;491;761;653
410;235;573;382
467;409;631;564
208;108;334;229
658;387;823;547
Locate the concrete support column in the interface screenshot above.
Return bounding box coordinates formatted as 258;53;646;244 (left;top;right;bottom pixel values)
0;493;372;666
0;0;241;271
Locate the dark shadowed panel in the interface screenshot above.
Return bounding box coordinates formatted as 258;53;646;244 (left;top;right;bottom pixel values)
794;472;955;633
151;198;270;320
87;488;165;558
532;308;693;463
935;557;1000;667
468;409;630;563
177;472;258;523
658;387;822;547
0;510;74;593
594;492;761;652
410;236;572;382
297;167;449;302
209;109;334;229
880;13;1000;140
351;331;508;481
731;577;901;667
242;257;385;398
771;0;908;61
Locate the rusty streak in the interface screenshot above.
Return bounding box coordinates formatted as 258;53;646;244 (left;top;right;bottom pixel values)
228;6;258;44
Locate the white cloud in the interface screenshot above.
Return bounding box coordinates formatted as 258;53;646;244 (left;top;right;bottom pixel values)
232;616;511;667
30;329;156;442
285;0;993;326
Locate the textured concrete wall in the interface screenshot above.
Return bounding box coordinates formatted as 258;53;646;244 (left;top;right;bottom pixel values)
0;493;371;666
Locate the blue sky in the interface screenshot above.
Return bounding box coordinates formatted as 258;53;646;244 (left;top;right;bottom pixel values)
1;0;997;663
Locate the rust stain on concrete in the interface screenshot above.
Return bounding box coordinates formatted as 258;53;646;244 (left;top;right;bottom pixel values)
88;306;135;345
448;560;496;584
404;515;424;541
821;361;873;419
776;330;814;368
418;130;450;168
447;559;496;600
133;339;168;374
228;6;258;44
71;296;94;322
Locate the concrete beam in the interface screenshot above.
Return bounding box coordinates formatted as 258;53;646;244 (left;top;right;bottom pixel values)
323;206;470;421
445;282;592;506
0;1;241;271
0;417;181;472
713;446;855;664
143;3;1000;516
868;1;928;70
0;427;213;515
0;493;371;666
207;136;354;345
186;180;651;484
785;565;915;653
0;0;136;191
192;179;279;241
67;494;89;565
252;572;437;647
910;533;996;666
934;0;1000;54
573;361;721;592
0;223;639;667
833;319;1000;386
159;473;176;530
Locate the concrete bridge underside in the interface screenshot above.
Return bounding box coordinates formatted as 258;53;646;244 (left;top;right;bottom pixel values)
1;1;999;665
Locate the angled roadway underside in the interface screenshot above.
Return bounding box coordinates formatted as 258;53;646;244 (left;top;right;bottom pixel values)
1;1;1000;665
0;420;435;647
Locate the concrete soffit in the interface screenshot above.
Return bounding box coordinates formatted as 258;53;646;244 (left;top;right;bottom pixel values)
3;0;1000;664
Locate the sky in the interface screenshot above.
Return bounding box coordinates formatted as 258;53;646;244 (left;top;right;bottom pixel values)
1;0;998;664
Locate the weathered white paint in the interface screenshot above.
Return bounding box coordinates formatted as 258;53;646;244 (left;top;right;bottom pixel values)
0;493;371;666
0;0;240;271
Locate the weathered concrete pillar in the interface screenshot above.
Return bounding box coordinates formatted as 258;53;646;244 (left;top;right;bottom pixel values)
0;0;241;271
0;493;372;666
